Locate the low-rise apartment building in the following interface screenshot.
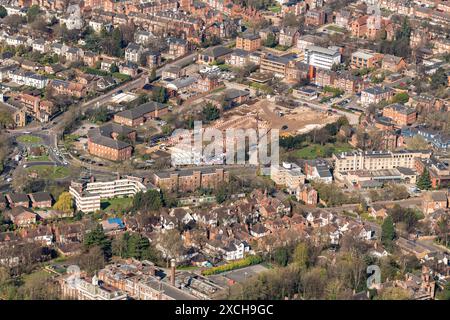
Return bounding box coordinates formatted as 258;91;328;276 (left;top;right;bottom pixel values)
270;162;306;189
153;167;229;192
350;50;383;69
333;150;431;173
69;176;149;212
382;104;417;126
236;33;261;52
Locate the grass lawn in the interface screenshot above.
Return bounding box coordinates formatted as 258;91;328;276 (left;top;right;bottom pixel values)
27;155;50;162
291;143;353;159
27;165;70;179
101;197;133;212
268;5;281;13
326;25;347;33
17;135;42;144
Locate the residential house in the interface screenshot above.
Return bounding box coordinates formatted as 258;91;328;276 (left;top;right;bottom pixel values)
5;193;29;208
28;192;53;208
8;206;37;227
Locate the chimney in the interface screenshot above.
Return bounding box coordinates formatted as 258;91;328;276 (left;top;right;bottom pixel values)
170;259;176;286
90;175;95;183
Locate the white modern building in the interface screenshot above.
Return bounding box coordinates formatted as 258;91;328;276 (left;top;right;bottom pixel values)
303;45;341;70
69;176;150;213
9;70;49;89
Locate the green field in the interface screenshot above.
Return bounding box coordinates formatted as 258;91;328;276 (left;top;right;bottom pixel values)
101;197;133;212
326;25;347;33
290;143;353;160
17;135;42;144
27;155;50;162
27;165;70;179
268;5;281;13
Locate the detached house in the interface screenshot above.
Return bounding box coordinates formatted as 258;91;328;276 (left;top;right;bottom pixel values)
382;54;407;73
125;43;144;64
8;206;37;227
278;27;299;47
32;39;49;53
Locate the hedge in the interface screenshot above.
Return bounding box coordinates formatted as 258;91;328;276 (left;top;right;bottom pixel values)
201;255;262;276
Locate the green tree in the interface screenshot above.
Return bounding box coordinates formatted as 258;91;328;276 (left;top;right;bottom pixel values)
0;5;7;18
293;242;309;269
53;192;74;213
264;32;277;48
26;5;40;23
83;225;112;258
273;247;289;266
430;68;447;90
391;92;409;104
381;216;396;252
202;103;220;122
151;86;168;103
132;189;162;212
416;168;432;190
110;63;119;73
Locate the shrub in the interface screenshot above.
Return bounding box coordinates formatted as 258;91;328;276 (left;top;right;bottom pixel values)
201;255;262;276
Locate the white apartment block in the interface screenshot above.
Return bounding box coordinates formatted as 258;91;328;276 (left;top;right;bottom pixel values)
332;150;431;173
9;70;49;89
303;45;341;70
69;176;149;213
271;162;306;189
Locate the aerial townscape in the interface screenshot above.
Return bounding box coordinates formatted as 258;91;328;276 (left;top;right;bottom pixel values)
0;0;449;302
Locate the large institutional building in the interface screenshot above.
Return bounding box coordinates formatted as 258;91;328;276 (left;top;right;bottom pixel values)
69;176;150;212
332;150;431;173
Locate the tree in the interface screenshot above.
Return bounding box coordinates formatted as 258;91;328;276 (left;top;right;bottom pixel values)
293;242;309;269
391;92;409;104
377;287;411;300
0;5;7;19
405;135;429;150
26;5;40;23
132;189;162;212
381;216;396;252
202;103;220;122
436;216;449;248
83;225;112;258
273;247;289;266
416;168;432;190
264;32;277;48
151;86;168;103
53;192;74;213
76;246;106;276
158;229;184;267
110;63;119;73
149;68;157;82
430;68;447;90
